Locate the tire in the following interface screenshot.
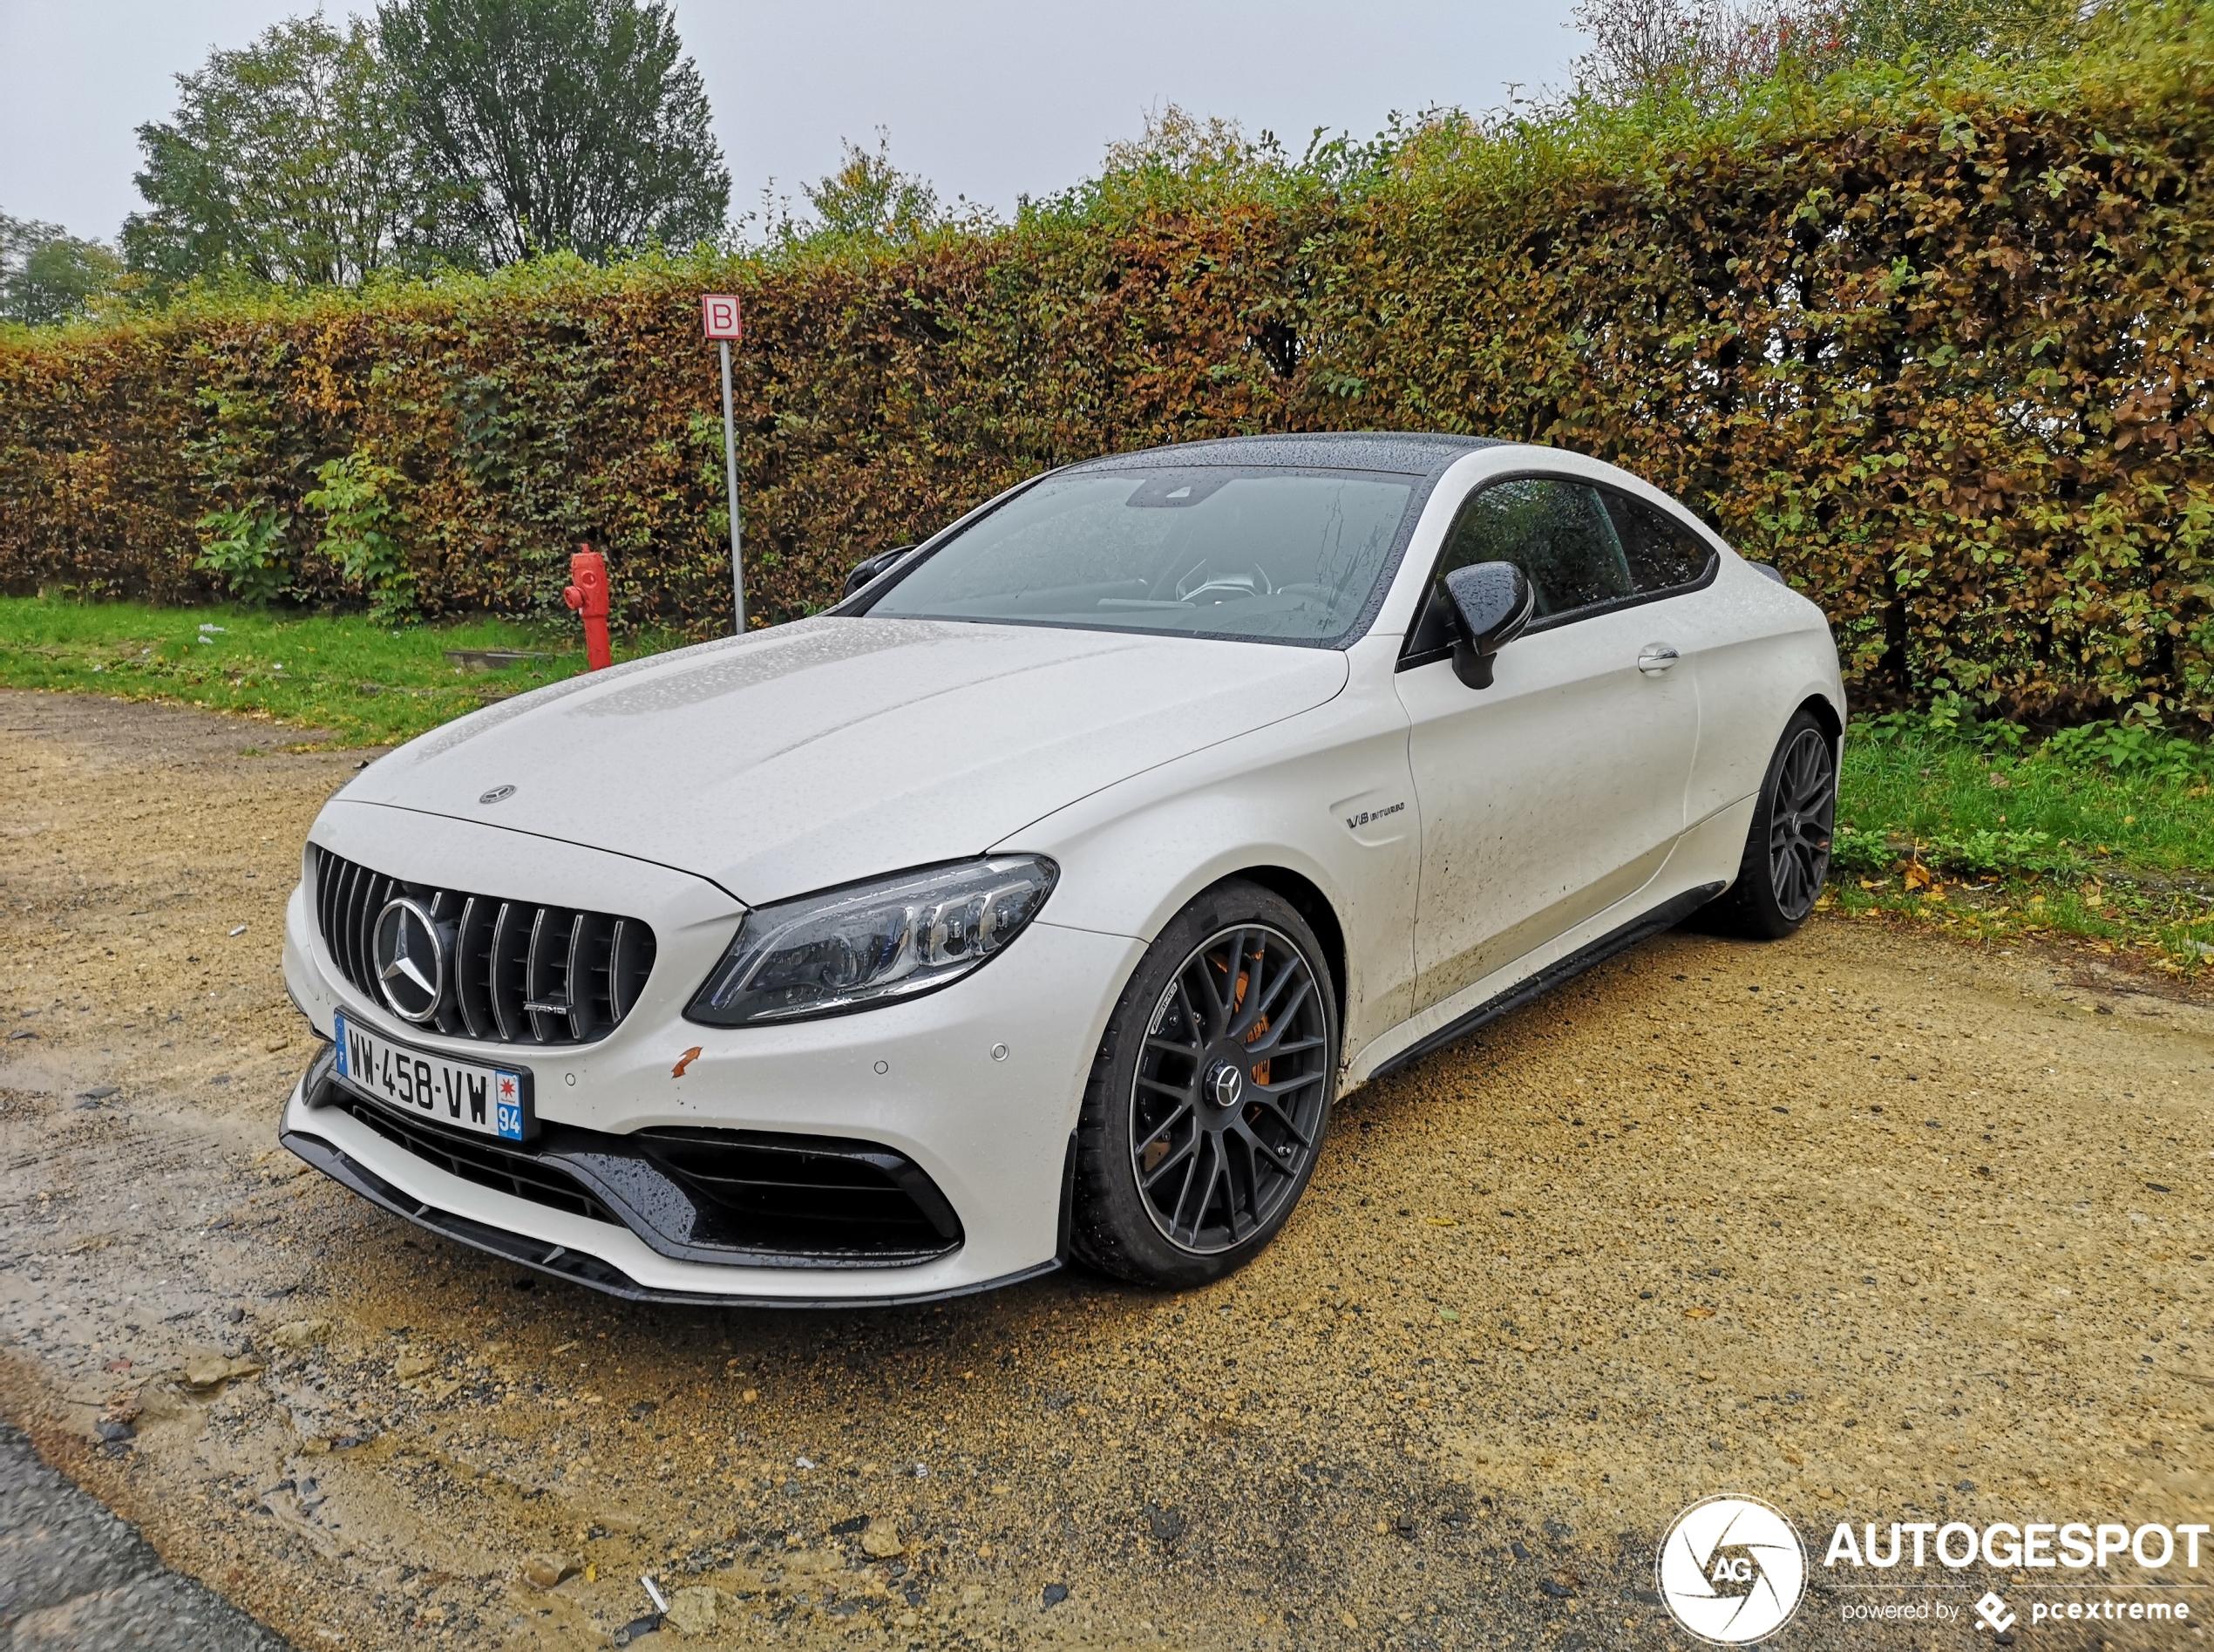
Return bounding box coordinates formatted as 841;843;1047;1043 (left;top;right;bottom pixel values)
1070;880;1339;1289
1703;707;1838;940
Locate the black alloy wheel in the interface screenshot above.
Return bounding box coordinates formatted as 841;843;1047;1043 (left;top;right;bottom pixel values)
1704;706;1838;940
1130;921;1330;1253
1070;881;1338;1288
1767;724;1837;921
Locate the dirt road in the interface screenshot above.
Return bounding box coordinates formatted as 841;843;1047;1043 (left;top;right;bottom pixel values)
2;688;2209;1651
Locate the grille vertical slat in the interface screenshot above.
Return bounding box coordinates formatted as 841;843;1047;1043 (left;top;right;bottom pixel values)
489;901;524;1042
428;891;462;1037
455;895;490;1039
608;918;632;1021
610;917;650;1022
336;860;364;990
311;848;655;1049
567;912;609;1042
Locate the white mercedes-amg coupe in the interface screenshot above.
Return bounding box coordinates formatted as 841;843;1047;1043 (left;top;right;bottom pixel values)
280;432;1844;1303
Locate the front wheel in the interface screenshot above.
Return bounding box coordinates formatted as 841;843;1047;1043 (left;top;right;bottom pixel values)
1704;707;1837;940
1070;880;1339;1289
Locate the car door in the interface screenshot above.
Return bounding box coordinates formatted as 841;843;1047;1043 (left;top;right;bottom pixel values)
1599;492;1801;826
1393;474;1703;1013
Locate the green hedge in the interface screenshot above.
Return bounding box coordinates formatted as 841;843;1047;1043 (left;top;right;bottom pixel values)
3;24;2211;723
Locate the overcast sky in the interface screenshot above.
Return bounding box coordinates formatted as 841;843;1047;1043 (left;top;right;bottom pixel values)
0;0;1589;243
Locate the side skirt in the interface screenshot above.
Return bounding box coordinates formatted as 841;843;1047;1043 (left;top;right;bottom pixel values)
1368;883;1722;1082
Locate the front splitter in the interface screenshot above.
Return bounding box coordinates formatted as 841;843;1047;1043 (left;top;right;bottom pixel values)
280;1127;1064;1309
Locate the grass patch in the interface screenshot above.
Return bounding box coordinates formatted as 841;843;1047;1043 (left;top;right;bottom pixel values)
1830;710;2214;976
0;595;689;746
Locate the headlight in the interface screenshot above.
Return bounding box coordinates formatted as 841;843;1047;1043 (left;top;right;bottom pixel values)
684;856;1057;1026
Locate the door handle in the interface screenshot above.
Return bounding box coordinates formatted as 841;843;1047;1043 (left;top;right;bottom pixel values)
1637;643;1681;675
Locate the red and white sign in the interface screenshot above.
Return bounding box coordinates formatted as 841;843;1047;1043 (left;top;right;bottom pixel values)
702;294;743;340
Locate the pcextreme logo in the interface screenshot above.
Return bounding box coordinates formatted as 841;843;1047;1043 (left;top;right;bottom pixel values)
1658;1495;1808;1645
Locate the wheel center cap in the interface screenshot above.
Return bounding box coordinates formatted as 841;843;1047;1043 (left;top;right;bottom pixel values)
1205;1059;1245;1111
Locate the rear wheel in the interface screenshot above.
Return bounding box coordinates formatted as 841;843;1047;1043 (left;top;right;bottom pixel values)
1705;708;1837;940
1070;880;1338;1289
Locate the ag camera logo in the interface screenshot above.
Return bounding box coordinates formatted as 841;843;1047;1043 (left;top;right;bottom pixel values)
1658;1495;1808;1644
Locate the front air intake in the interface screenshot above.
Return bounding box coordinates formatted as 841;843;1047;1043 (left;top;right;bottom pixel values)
313;846;655;1046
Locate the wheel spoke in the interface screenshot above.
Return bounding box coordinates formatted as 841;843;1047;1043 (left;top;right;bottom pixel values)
1245;1096;1313;1150
1165;1139;1207;1241
1222;1134;1255;1241
1213;933;1246;1026
1141;1130;1199;1191
1243;976;1314;1048
1200;1140;1232;1243
1231;946;1301;1038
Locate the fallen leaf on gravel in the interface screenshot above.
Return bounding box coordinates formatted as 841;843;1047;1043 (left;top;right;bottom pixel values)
1425;1215;1458;1227
1683;1307;1717;1320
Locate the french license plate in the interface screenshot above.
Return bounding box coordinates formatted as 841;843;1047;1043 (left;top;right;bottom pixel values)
332;1010;533;1142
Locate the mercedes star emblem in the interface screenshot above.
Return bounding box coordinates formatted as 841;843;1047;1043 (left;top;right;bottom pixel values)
372;896;447;1023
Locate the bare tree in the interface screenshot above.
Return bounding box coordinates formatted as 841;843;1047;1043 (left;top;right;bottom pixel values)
1572;0;1843;110
1569;0;2082;109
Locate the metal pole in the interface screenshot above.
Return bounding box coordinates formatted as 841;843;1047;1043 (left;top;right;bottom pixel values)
718;338;745;635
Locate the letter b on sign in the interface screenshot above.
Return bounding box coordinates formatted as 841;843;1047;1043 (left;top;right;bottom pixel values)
702;294;742;340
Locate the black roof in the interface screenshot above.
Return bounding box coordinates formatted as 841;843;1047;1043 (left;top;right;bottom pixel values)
1070;431;1509;479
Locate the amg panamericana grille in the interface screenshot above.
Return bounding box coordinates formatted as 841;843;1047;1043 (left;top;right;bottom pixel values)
313;846;655;1045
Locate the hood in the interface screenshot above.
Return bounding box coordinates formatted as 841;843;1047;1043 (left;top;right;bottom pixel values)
343;617;1348;904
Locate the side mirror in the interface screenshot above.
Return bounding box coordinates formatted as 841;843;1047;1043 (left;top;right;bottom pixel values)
1443;561;1534;690
843;545;913;601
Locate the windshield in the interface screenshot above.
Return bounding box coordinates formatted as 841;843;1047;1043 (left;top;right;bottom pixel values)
865;466;1419;645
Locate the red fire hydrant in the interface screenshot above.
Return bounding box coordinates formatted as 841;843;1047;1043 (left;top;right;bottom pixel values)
563;544;613;671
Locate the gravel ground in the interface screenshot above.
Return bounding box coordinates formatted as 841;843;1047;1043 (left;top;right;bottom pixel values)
2;687;2210;1652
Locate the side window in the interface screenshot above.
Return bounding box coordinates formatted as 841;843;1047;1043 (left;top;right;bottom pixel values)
1602;491;1719;593
1407;477;1635;656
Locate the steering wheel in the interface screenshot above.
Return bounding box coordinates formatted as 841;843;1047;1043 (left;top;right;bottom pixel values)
1175;563;1275;605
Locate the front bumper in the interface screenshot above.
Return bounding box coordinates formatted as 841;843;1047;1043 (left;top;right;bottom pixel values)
280;1104;1067;1308
280;812;1145;1302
